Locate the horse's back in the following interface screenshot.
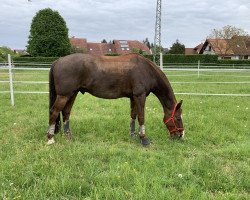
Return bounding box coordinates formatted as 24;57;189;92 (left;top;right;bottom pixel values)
52;53;156;98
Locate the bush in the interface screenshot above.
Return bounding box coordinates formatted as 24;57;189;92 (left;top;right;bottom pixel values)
105;53;120;56
144;55;154;61
144;54;218;64
163;54;218;63
13;57;58;63
217;59;250;65
0;46;18;61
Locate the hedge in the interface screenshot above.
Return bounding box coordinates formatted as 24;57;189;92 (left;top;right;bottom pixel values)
10;54;250;66
217;59;250;65
144;54;219;63
13;56;59;63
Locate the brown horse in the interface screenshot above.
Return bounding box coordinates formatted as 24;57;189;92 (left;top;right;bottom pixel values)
47;53;184;145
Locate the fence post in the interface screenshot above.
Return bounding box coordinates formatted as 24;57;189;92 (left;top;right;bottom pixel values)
197;60;200;78
160;52;163;71
8;54;14;106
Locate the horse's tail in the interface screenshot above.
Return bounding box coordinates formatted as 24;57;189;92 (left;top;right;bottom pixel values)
49;60;61;133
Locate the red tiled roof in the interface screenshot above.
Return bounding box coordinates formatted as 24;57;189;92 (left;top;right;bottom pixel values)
69;37;87;49
185;43;203;55
207;39;233;55
70;37;152;55
199;37;250;56
87;43;113;56
185;48;195;55
113;40;151;55
194;43;203;53
230;36;250;55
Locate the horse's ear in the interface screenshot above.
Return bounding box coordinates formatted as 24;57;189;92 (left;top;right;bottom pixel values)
176;100;183;110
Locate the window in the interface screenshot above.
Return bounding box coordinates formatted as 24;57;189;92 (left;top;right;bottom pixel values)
109;49;112;52
121;44;129;48
120;40;128;44
119;40;129;49
90;48;92;51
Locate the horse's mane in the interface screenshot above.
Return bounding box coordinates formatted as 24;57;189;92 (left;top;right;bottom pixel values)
136;54;169;82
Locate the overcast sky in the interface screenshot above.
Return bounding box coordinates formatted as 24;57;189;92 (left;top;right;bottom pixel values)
0;0;250;49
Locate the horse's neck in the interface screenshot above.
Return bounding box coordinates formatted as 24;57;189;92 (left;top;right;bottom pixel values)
153;75;176;115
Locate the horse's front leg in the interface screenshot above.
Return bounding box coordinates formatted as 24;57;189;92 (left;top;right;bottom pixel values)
133;94;151;145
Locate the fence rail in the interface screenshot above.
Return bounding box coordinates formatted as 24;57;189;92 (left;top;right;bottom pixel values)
1;61;250;69
1;55;250;106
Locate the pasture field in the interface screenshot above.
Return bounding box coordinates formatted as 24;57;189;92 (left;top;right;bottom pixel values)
0;69;249;199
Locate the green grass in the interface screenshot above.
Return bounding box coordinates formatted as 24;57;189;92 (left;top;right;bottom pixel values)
0;69;250;199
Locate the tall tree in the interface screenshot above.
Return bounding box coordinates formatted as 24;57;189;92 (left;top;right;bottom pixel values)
143;38;151;49
27;8;71;57
168;39;185;54
208;25;249;58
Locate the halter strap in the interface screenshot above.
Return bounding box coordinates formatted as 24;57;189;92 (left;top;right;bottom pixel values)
165;103;184;133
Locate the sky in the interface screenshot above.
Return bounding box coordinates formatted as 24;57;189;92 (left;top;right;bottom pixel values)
0;0;250;49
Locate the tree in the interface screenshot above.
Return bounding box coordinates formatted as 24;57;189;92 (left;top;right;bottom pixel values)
27;8;71;57
70;46;88;54
0;46;18;61
101;39;107;43
168;39;185;54
132;48;144;55
143;38;151;49
208;25;249;58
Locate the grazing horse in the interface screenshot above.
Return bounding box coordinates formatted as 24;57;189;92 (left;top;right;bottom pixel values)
47;53;184;145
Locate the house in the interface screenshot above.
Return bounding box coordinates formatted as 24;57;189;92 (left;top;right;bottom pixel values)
69;37;151;56
185;43;203;55
69;37;87;49
199;36;250;60
87;42;114;55
13;49;29;56
113;40;151;55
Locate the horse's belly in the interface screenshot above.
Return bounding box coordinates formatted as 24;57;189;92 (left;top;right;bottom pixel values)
84;83;131;99
87;89;127;99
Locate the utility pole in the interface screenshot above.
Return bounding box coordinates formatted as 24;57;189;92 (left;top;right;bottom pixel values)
153;0;162;67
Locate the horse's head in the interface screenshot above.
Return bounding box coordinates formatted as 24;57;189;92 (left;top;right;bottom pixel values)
164;100;184;139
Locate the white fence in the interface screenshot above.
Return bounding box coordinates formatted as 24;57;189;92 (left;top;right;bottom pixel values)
0;55;50;106
1;54;250;106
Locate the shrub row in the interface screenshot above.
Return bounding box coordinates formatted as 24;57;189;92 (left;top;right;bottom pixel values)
13;56;59;63
217;59;250;65
145;54;218;63
11;54;250;66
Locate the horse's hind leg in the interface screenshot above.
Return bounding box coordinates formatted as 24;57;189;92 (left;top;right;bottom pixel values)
47;95;69;144
133;94;150;145
62;92;78;139
130;97;137;137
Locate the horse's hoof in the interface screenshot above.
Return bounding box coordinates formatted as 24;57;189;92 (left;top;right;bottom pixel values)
64;133;72;140
47;138;55;145
141;137;151;146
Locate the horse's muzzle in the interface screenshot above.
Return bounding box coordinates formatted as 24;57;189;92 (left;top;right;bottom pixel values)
170;130;185;139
